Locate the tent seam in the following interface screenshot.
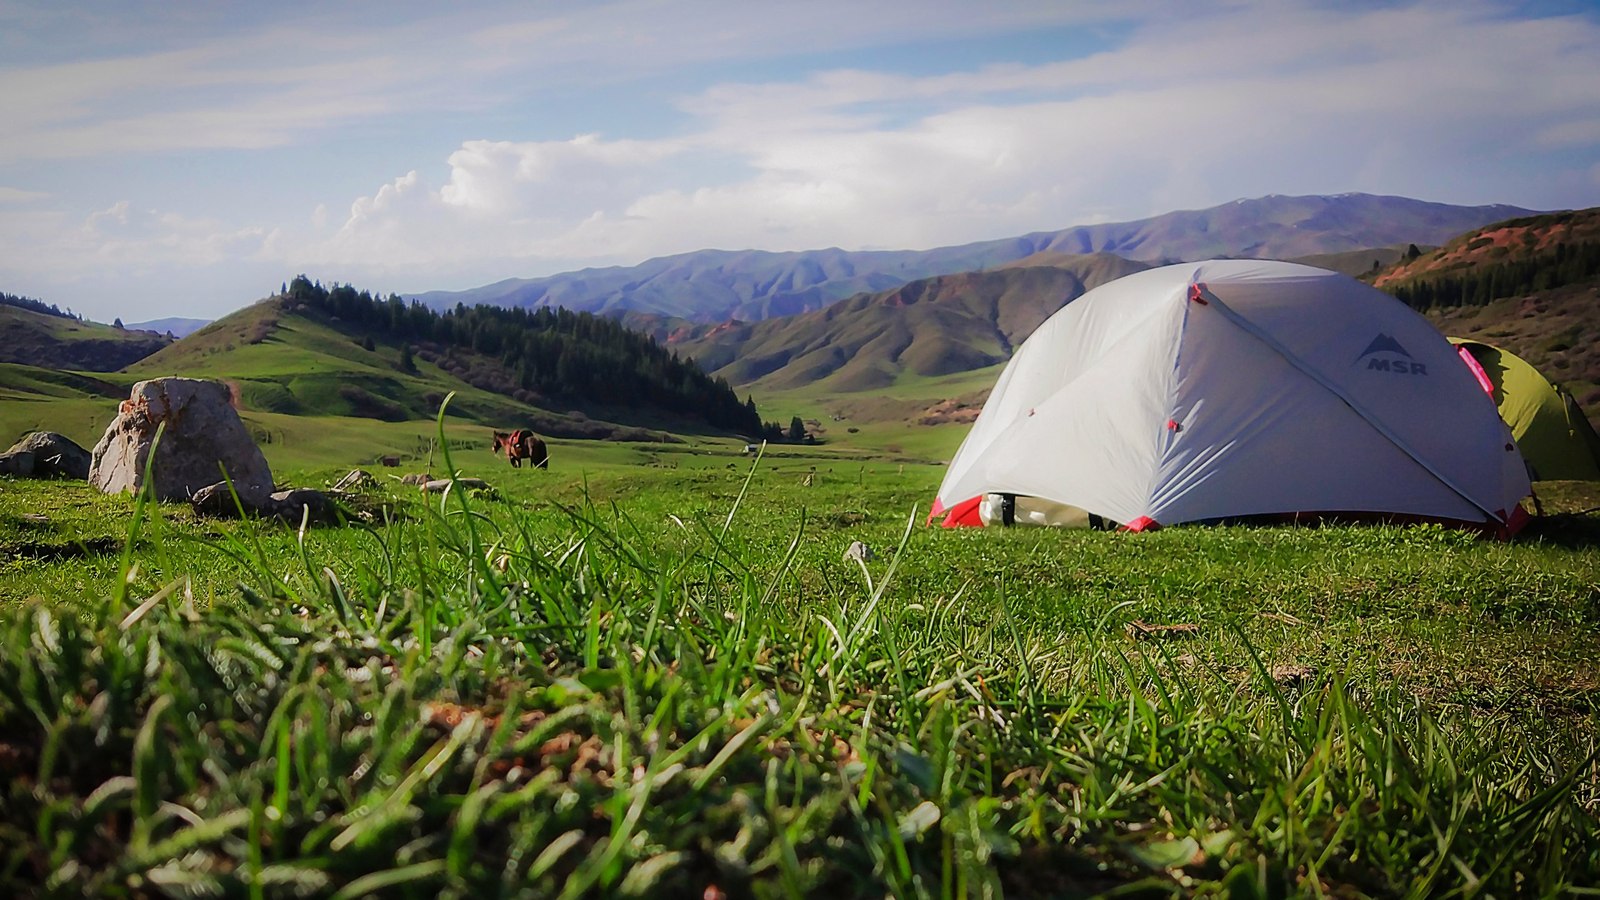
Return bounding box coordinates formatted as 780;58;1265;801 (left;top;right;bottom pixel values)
1191;285;1506;524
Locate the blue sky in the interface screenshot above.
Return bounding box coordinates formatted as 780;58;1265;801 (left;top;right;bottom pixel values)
2;0;1598;322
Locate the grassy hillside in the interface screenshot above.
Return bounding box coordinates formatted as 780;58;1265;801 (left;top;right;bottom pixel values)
749;215;1600;456
126;300;560;430
0;304;172;371
0;284;778;468
669;254;1146;394
1374;207;1600;290
1290;243;1419;277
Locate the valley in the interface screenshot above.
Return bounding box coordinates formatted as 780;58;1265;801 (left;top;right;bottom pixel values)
3;193;1599;897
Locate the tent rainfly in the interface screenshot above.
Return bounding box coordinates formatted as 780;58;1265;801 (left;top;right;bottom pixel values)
930;260;1533;537
1450;338;1600;482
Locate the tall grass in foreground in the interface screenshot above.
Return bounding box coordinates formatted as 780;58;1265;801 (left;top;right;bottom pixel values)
1;455;1598;896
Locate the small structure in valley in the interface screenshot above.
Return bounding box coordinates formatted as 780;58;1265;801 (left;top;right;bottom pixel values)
89;377;275;505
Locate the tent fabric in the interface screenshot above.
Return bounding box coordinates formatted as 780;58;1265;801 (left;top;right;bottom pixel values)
1449;338;1600;481
932;260;1532;535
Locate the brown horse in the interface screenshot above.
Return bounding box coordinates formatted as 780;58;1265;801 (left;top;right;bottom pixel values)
491;429;548;468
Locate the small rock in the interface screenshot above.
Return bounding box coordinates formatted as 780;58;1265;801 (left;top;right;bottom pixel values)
191;481;252;518
263;488;342;524
331;468;374;491
421;477;488;493
843;541;874;562
1270;664;1316;686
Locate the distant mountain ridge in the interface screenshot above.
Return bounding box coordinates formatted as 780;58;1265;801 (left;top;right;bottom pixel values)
409;193;1535;323
125;316;212;338
659;254;1149;392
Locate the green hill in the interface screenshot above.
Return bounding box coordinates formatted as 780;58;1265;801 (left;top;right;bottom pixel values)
665;253;1148;393
128;277;762;438
1;278;772;465
0;299;172;371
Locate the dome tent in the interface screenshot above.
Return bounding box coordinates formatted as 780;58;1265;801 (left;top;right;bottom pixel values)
930;260;1532;536
1450;338;1600;481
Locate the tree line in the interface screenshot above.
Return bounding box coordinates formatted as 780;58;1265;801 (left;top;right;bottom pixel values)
282;276;766;436
0;292;79;320
1383;241;1600;311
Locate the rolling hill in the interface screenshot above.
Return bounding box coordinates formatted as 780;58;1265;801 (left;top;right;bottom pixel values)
657;253;1148;393
684;208;1599;444
409;193;1533;322
0;302;172;371
1374;207;1600;415
125;278;761;440
0;278;770;459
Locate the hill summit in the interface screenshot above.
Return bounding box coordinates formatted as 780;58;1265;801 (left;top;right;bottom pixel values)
130;276;764;438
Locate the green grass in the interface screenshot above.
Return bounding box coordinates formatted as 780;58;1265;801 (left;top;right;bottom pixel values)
2;430;1598;896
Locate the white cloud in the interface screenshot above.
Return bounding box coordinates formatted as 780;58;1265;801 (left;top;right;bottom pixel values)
0;186;49;203
0;0;1124;161
281;1;1599;279
69;201;272;269
3;0;1598;318
438;136;682;217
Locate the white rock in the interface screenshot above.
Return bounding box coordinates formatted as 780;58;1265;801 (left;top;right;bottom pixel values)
843;541;875;562
89;378;274;505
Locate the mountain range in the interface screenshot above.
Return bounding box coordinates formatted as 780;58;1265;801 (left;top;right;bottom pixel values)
409;193;1533;323
125;317;213;338
8;192;1592;452
645;253;1149;393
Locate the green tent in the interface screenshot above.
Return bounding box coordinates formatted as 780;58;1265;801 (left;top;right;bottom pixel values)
1451;338;1600;481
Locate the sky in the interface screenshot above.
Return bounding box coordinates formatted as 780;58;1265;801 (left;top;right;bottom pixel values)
2;0;1598;324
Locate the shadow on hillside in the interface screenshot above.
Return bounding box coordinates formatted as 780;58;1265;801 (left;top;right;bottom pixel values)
1518;513;1600;550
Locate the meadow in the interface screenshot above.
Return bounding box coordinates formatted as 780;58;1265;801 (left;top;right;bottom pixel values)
2;412;1599;897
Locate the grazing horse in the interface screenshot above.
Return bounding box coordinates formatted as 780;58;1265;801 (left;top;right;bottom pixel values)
491;429;548;468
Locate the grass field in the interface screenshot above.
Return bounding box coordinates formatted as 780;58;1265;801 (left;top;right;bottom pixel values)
3;410;1600;897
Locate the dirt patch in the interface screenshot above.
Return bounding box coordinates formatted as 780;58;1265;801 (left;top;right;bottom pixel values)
917;397;986;425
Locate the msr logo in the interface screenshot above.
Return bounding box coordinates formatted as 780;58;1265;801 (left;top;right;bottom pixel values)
1356;334;1427;376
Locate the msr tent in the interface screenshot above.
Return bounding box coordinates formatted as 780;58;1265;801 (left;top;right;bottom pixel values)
1450;338;1600;481
930;260;1532;536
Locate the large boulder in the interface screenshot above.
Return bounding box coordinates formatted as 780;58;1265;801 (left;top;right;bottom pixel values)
6;432;92;479
90;378;274;504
